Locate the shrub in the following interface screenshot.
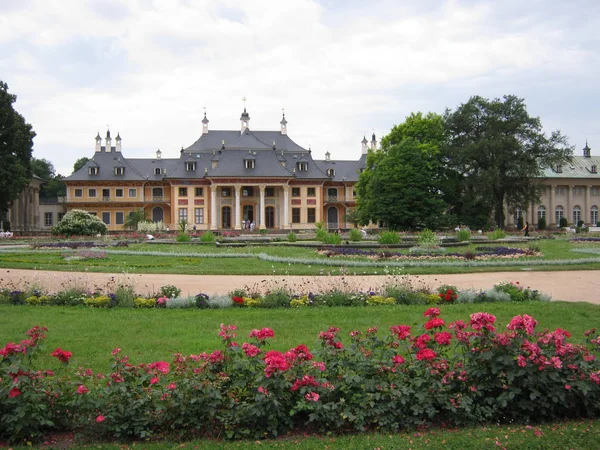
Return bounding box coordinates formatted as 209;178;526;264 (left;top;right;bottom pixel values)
137;220;165;233
517;216;524;231
322;232;342;245
349;228;363;242
160;284;182;299
25;295;52;306
261;290;291;308
176;232;191;243
493;281;542;302
365;295;396;306
113;285;136;308
84;296;111;308
537;217;546;230
287;232;297;242
378;231;400;245
51;209;108;236
165;296;196;309
134;297;156;308
417;228;440;247
51;289;86;306
195;293;210;309
200;231;216;243
456;229;471;242
207;294;233;308
316;228;329;243
259;229;268;235
489;229;507;240
483;288;511;302
560;217;568;228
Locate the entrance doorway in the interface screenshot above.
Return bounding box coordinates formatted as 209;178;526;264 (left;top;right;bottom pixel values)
327;207;338;229
243;204;254;229
222;206;231;229
152;207;163;222
265;206;275;228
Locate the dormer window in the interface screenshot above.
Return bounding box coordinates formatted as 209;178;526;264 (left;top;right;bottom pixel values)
89;167;98;175
114;167;124;175
154;168;161;175
326;168;335;177
297;162;308;172
245;159;255;169
186;162;196;171
555;165;562;173
592;165;597;174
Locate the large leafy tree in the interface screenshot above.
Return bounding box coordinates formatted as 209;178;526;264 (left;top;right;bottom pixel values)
31;157;66;199
356;113;448;230
0;81;36;215
444;95;573;228
72;157;90;174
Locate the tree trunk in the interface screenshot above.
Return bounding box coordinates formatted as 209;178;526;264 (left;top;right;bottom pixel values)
495;193;505;229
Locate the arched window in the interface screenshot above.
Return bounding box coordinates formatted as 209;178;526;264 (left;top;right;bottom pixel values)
537;205;546;221
513;208;522;225
555;205;564;225
573;206;582;225
591;206;598;226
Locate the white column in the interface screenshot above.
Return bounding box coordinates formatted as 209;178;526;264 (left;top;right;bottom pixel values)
210;187;218;230
259;185;266;229
549;186;555;226
568;185;573;224
283;186;289;229
234;185;241;230
585;185;591;224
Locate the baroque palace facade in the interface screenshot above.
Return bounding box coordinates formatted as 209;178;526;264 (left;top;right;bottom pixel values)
61;109;599;232
63;110;370;231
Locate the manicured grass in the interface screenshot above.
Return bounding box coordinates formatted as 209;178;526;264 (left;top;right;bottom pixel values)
2;238;600;275
1;301;597;373
8;419;600;449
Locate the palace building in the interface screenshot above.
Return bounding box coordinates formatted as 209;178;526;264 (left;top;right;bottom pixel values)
63;109;371;231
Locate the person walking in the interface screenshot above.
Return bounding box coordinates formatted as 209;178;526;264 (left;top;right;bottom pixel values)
522;221;530;237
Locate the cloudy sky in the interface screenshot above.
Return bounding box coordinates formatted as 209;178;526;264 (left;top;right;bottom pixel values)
1;0;599;176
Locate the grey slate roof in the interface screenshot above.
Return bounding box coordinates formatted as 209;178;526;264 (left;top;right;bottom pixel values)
314;154;367;182
540;155;600;179
185;129;307;153
207;149;294;178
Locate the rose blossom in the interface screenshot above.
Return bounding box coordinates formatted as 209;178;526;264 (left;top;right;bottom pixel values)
425;318;445;330
77;385;89;395
416;349;437;360
51;348;73;363
96;415;106;423
434;332;452;346
424;308;441;318
250;328;275;340
390;325;411;340
8;387;22;398
392;355;405;366
305;392;320;402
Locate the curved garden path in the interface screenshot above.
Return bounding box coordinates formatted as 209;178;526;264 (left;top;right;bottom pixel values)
1;269;598;304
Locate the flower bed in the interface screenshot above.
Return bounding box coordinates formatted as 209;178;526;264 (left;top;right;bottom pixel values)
1;311;599;443
0;281;550;309
318;246;541;260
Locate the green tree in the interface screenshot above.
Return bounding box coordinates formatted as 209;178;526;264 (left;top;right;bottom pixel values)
356;112;448;230
444;95;573;228
51;209;108;236
72;157;90;174
356;138;447;230
0;81;36;215
31;157;66;199
124;208;147;230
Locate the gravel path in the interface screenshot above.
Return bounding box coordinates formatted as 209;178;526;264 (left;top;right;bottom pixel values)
1;269;599;304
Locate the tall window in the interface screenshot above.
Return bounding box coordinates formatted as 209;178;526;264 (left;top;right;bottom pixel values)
307;208;316;223
265;187;275;197
179;208;188;223
115;189;124;198
186;162;196;171
555;186;566;196
115;212;124;225
89;167;98;175
307;187;316;197
102;212;110;224
591;187;600;196
297;162;308;172
114;167;124;175
129;188;137;198
88;188;97;198
573;206;582;225
221;188;231;197
537;206;546;222
154;168;161;175
513;208;522;225
555;205;564;224
194;208;204;224
591;206;598;226
74;189;83;198
574;187;584;196
58;212;65;222
245;159;255;169
195;187;203;197
44;212;53;226
292;187;300;197
179;187;188;196
292;208;301;223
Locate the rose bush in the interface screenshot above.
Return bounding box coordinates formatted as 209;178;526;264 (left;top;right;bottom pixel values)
2;311;600;443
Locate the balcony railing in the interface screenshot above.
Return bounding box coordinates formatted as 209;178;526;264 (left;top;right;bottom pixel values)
102;196;110;202
325;195;354;202
150;196;164;202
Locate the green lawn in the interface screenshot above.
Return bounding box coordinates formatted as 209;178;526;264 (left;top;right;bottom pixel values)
1;301;597;373
1;238;600;275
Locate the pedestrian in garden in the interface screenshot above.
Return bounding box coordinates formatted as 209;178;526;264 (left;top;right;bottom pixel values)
522;221;530;237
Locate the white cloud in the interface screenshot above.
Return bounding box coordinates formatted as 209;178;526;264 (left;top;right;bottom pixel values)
0;0;598;175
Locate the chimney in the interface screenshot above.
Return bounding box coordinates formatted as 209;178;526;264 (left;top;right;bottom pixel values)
115;133;122;152
95;132;102;152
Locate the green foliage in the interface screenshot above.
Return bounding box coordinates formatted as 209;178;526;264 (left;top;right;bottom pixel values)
321;232;342;245
517;216;524;231
259;290;291;308
176;232;191;243
259;228;268;235
124;208;147;230
444;95;573;228
365;295;396;305
349;228;363;242
378;231;400;245
72;157;90;174
287;232;297;242
493;281;544;302
456;229;471;242
51;209;108;236
417;228;440;247
84;295;111;308
538;217;546;230
134;297;156;308
178;219;187;233
160;284;181;299
560;217;568;228
114;285;136;308
200;231;216;243
31;158;66;199
356;137;447;230
316;228;329;242
0;81;36;215
489;229;507;240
